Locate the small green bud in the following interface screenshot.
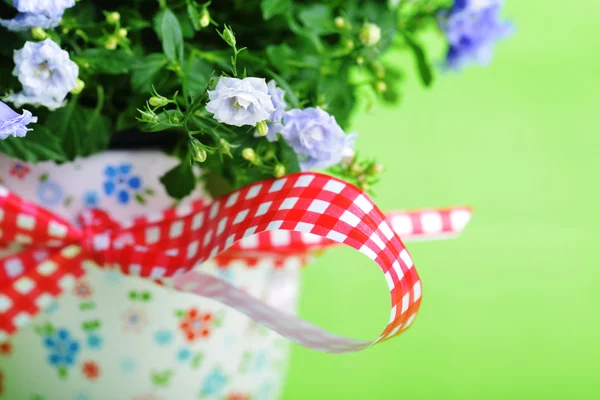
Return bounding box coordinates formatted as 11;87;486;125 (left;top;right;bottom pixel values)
372;61;385;78
104;36;118;50
359;23;382;47
189;138;208;163
117;28;128;38
106;11;121;25
375;81;387;93
31;27;48;40
220;138;232;155
356;56;365;65
220;25;236;47
138;108;159;124
71;79;85;95
334;16;347;29
241;148;257;163
274;164;286;178
256;120;269;137
350;163;364;175
148;95;169;108
200;8;210;28
264;150;276;160
368;163;384;174
344;39;355;51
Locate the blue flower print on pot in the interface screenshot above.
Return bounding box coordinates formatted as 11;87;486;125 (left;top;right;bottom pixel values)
37;180;64;207
43;328;80;368
82;190;100;208
103;163;143;205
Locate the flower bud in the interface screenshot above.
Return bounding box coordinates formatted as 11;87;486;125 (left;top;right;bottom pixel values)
200;8;210;28
241;148;257;163
220;138;232;155
104;36;118;50
106;11;121;25
359;23;382;47
148;95;169;108
274;164;286;178
71;79;85;95
189;138;207;163
372;61;385;78
117;28;128;38
256;120;269;137
31;27;48;40
368;163;384;174
138;108;159;124
344;39;355;51
334;16;347;29
375;81;387;93
220;25;236;47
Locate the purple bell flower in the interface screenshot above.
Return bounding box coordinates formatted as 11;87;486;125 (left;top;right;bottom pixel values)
0;100;37;140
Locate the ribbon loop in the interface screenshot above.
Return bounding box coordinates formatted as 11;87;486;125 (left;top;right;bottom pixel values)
0;173;471;351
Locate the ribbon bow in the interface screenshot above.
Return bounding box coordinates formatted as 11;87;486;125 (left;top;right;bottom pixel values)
0;172;470;353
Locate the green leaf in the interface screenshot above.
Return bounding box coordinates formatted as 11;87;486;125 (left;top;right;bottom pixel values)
0;125;67;162
157;8;184;64
183;57;213;97
261;0;291;20
298;4;335;34
401;30;434;87
131;54;169;93
319;68;356;128
187;3;202;31
278;138;301;174
74;49;137;75
45;101;111;161
159;158;196;200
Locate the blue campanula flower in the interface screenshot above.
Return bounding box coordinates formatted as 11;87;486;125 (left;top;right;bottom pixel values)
256;80;287;141
439;0;512;70
281;107;356;171
206;77;275;127
0;0;75;31
5;39;79;110
0;100;37;139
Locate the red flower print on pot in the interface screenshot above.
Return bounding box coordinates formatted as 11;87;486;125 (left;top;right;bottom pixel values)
82;361;100;380
9;162;30;180
0;343;11;355
179;308;213;341
72;279;94;300
227;394;250;400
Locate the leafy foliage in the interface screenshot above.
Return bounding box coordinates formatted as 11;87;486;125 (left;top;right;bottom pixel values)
0;0;452;199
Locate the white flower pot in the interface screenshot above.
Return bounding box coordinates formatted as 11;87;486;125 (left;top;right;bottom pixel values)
0;151;299;400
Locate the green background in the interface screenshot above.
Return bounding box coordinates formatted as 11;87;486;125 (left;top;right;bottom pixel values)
283;1;600;399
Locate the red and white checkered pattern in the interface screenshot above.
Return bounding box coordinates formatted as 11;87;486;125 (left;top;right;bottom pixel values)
0;173;469;352
213;207;472;266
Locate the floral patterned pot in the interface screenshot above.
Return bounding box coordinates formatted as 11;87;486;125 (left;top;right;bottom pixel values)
0;151;299;400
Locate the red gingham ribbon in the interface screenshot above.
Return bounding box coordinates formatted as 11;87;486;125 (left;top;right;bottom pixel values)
0;173;471;352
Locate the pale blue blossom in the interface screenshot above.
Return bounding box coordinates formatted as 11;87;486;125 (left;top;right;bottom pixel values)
281;107;356;171
0;0;75;31
5;39;79;110
0;100;37;140
256;80;287;141
206;77;275;127
439;0;512;70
